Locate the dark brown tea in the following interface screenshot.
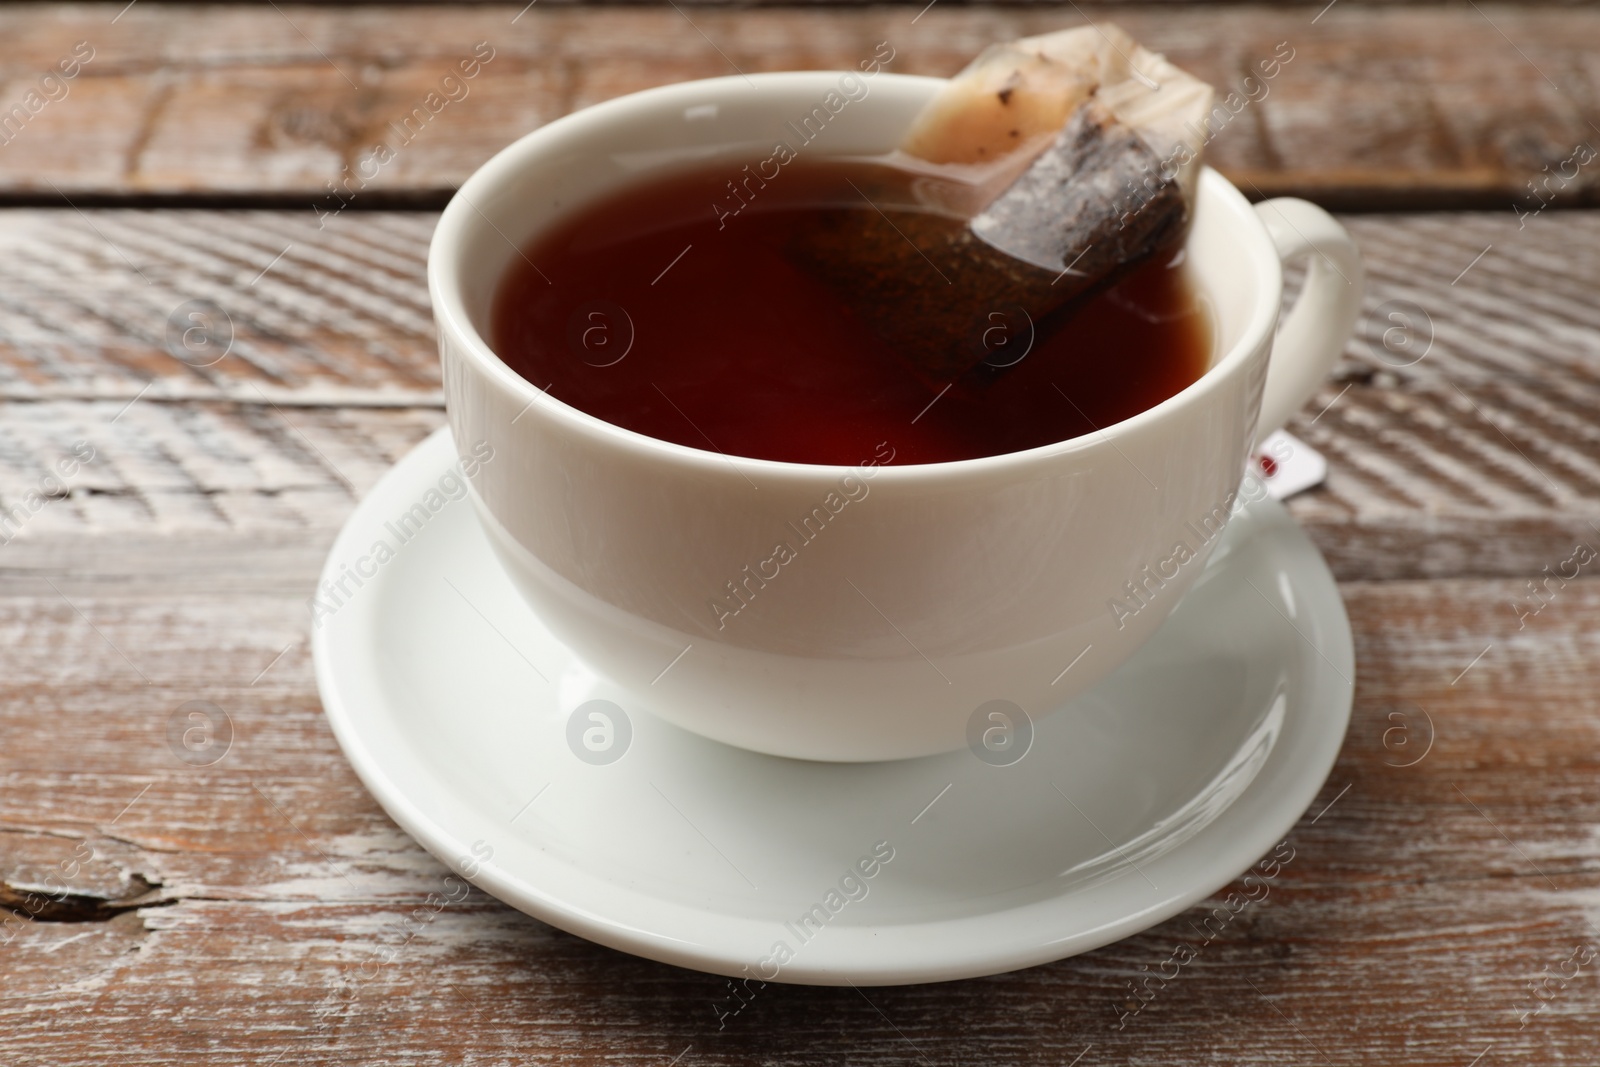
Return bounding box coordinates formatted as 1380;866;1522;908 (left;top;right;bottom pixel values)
491;158;1212;466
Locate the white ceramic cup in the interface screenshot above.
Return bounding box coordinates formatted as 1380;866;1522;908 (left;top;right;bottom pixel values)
430;72;1363;762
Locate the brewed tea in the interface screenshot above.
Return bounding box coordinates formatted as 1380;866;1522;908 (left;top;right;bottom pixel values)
490;158;1212;466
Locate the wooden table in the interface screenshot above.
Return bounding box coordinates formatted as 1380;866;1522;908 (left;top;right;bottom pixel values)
4;4;1599;1064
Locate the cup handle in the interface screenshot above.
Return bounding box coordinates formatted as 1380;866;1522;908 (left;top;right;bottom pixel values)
1250;198;1365;447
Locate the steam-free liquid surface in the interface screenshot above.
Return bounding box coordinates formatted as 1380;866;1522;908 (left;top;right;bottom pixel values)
491;158;1212;466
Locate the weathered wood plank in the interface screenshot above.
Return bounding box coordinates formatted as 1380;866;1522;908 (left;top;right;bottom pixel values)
0;401;444;537
2;570;1598;1063
63;0;1600;6
3;208;1599;577
1288;210;1600;577
7;10;1594;1059
0;209;439;401
1;4;1599;205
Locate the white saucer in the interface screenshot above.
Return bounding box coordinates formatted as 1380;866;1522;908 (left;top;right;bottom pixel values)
313;428;1353;986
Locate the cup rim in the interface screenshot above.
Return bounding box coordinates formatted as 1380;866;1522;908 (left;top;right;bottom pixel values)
429;71;1283;484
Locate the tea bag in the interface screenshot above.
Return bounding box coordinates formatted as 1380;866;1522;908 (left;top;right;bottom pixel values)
793;25;1215;383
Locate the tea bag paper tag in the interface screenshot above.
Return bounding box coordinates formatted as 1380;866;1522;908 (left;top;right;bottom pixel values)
1253;430;1326;501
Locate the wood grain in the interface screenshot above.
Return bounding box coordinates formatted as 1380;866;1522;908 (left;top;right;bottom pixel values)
77;0;1600;6
2;4;1600;206
2;207;1598;579
3;554;1598;1064
4;2;1597;1062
